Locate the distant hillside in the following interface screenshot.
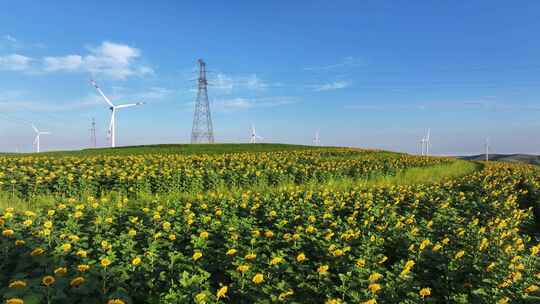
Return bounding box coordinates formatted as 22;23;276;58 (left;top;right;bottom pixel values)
459;154;540;165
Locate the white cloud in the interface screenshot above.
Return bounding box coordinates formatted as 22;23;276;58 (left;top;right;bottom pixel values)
44;55;82;71
0;94;104;113
0;54;32;71
42;41;153;79
311;80;351;92
213;96;296;111
210;73;270;94
304;56;364;71
138;87;173;100
214;98;253;110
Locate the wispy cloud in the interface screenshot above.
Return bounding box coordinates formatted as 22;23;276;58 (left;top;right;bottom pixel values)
0;54;33;71
310;80;351;92
209;73;273;94
44;55;82;71
213;96;296;111
137;87;173;100
304;56;364;71
42;41;153;79
0;90;104;113
0;34;45;50
344;100;540;112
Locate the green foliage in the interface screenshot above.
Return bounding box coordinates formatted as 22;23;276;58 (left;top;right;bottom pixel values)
0;145;538;303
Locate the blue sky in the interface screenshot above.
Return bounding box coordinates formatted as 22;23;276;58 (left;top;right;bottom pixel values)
0;1;539;154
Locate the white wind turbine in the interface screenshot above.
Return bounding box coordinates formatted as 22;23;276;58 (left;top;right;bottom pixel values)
250;124;264;143
418;137;425;155
91;80;144;148
32;124;50;153
419;128;431;156
313;130;321;146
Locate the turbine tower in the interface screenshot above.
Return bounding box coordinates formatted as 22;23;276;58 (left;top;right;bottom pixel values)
250;125;263;143
313;130;321;146
32;124;50;153
425;128;431;156
90;118;97;148
191;59;214;144
91;80;144;148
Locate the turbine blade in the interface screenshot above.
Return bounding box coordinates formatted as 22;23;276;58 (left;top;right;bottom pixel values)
91;79;115;107
115;102;144;109
31;124;38;133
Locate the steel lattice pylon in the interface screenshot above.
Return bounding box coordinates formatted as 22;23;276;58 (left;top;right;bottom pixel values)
191;59;215;144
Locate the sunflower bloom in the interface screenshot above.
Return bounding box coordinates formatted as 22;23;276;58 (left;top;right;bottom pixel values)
54;267;67;276
132;257;141;266
454;250;465;259
368;283;382;294
252;273;264;284
100;258;112;267
193;251;203;261
525;284;539;293
217;285;228;299
42;276;55;286
369;272;383;282
419;288;431;298
70;276;85;287
8;280;27;289
237;264;250;273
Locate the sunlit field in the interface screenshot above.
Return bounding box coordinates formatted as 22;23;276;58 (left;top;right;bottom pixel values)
0;144;539;303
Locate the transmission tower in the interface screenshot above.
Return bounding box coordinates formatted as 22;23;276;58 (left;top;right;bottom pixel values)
190;59;215;144
90;118;97;148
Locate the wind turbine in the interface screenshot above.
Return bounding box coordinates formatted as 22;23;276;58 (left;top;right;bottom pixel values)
419;137;426;156
32;124;50;153
250;124;264;143
313;130;321;146
419;128;431;156
91;80;144;148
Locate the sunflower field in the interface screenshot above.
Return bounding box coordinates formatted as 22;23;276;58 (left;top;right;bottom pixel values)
0;149;445;198
0;145;539;304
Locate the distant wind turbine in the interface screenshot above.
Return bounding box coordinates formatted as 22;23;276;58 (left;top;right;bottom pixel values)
313;130;321;146
425;128;431;156
250;124;264;143
91;80;144;148
419;128;431;156
32;124;50;153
